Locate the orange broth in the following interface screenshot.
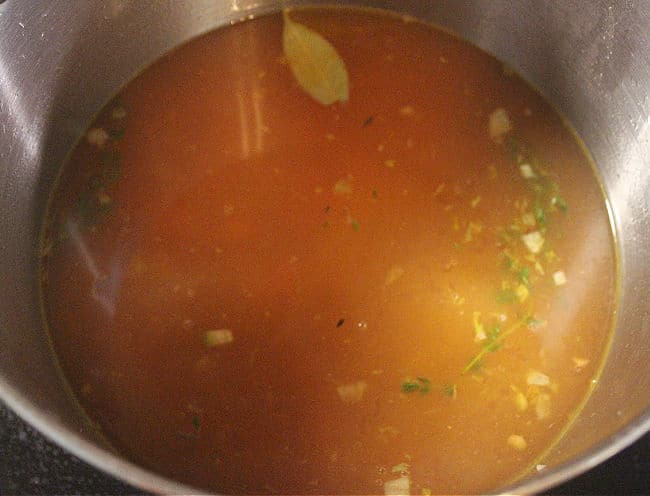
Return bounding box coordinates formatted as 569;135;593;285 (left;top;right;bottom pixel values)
40;7;617;495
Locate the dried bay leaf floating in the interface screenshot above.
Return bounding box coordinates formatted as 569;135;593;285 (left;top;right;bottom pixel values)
282;10;349;105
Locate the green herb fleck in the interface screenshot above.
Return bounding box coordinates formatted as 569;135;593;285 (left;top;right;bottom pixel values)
401;377;432;395
401;380;420;394
191;415;200;430
362;115;375;127
442;384;457;398
534;205;547;227
485;324;502;352
372;189;378;199
108;128;125;140
336;318;345;328
502;251;517;270
463;317;528;374
526;316;546;328
517;267;531;287
554;195;568;213
351;219;360;231
416;377;432;394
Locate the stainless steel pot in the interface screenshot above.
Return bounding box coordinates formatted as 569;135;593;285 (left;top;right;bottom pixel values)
0;1;648;494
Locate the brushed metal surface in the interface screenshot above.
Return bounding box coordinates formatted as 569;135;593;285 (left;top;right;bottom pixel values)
0;1;648;494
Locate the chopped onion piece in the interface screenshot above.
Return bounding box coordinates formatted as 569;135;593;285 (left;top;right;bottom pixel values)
572;357;590;372
391;462;410;474
384;476;410;496
516;284;529;303
535;393;552;420
507;434;527;451
86;128;109;147
111;107;127;120
553;270;567;286
519;163;537;178
336;381;367;404
527;370;550;386
521;231;545;254
333;176;353;194
515;391;528;412
488;108;512;143
204;329;234;347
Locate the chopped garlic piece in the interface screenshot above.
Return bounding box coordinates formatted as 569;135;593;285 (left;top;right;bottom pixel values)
111;107;127;120
515;391;528;412
464;222;483;242
527;370;550;386
507;434;527;451
521;231;545;254
336;381;367;404
384;476;410;496
535;393;552;420
516;284;529;303
333;176;353;194
488;108;512;143
471;196;482;208
572;357;590;372
204;329;234;347
391;462;410;474
97;192;112;205
86;128;109;147
536;464;547;472
553;270;567;286
519;163;537;179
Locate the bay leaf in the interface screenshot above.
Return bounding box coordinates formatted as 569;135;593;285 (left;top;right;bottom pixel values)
282;11;349;105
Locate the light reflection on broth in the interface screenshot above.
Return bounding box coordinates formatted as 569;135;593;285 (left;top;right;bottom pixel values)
40;7;617;495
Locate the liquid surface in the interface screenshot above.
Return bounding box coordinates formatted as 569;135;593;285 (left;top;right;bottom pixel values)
41;8;617;495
